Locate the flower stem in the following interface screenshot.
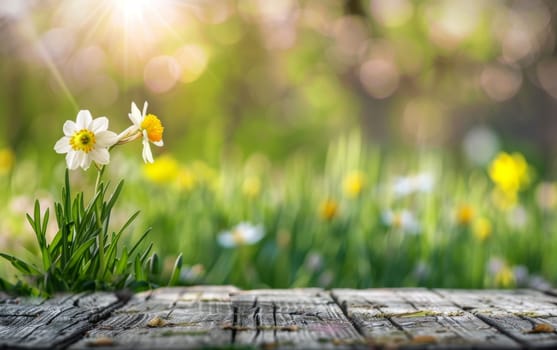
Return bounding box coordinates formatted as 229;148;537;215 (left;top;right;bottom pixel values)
95;165;106;280
94;164;105;194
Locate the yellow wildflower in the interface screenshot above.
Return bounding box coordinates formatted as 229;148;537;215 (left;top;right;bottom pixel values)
494;265;515;288
343;170;365;198
456;204;475;226
0;148;15;174
488;152;530;195
320;199;339;221
473;217;492;241
242;176;261;198
143;154;179;184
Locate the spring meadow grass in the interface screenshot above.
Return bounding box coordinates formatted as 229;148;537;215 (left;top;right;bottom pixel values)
0;127;555;294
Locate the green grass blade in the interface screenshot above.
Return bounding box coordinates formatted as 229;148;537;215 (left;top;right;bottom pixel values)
134;255;146;281
116;248;129;275
65;237;96;272
129;228;152;256
0;253;41;275
168;253;183;286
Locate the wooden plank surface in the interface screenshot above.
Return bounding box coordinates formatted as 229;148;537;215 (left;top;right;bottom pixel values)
231;289;364;349
2;287;557;349
0;292;123;350
70;286;238;350
437;289;557;348
332;288;521;349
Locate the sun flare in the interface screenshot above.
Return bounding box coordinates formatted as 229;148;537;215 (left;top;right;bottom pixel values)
111;0;155;26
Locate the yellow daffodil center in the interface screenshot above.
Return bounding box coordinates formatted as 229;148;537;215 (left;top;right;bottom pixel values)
141;114;164;142
70;129;96;153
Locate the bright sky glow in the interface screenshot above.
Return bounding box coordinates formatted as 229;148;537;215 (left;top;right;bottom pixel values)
111;0;154;27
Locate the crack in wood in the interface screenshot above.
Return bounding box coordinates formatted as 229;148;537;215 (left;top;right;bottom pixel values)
272;302;278;343
474;312;530;347
0;313;40;317
0;293;128;350
230;305;238;345
252;303;261;343
329;291;369;340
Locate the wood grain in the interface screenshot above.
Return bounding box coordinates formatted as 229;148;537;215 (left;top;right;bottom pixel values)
70;286;237;350
333;288;520;348
0;292;122;350
437;289;557;348
2;287;557;349
231;289;364;349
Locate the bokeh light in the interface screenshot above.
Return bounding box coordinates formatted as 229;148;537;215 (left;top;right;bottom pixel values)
144;55;181;94
479;64;522;102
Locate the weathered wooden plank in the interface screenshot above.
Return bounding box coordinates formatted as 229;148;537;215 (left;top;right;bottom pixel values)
333;288;520;349
0;292;122;350
331;288;408;347
70;286;238;350
231;289;364;349
438;289;557;348
4;287;557;349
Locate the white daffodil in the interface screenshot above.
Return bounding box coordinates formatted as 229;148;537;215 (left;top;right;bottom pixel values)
121;101;164;163
54;110;118;170
217;222;264;248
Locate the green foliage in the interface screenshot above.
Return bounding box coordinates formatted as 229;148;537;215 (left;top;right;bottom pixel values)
0;170;173;296
0;135;555;292
114;134;554;290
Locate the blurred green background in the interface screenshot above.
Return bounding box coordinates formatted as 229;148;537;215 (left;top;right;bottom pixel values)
1;0;557;289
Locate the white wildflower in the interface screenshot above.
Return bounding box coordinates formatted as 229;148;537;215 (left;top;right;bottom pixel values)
217;222;264;248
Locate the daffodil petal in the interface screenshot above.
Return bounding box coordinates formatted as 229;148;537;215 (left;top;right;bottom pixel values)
142;101;149;117
142;133;154;163
63;120;77;136
66;151;80;170
90;148;110;165
90;116;109;133
81;154;92;170
54;137;71;153
96;130;118;147
153;140;164;147
76;110;93;129
129;102;142;125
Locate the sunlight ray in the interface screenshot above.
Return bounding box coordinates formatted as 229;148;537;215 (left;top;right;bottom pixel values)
19;18;79;110
80;0;114;44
